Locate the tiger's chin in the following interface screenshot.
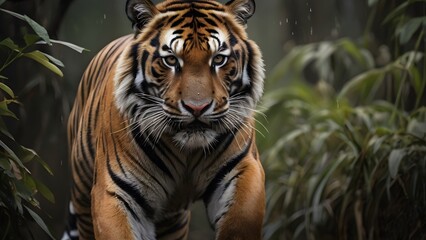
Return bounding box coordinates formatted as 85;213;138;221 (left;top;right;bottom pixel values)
173;130;218;149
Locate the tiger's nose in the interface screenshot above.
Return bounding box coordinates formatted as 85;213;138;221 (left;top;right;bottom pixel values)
181;99;212;117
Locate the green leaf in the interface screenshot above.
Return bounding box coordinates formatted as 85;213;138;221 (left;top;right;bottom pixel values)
398;18;425;44
21;146;53;175
0;75;8;79
0;37;19;50
407;119;426;139
0;100;18;119
23;15;51;44
24;34;41;46
0;8;25;20
0;117;14;139
388;149;405;178
338;38;366;65
0;139;28;173
0;157;11;171
338;69;385;99
23;50;63;77
24;206;55;239
0;9;51;44
0;82;14;98
34;178;55;203
50;39;89;53
383;1;426;24
40;51;64;67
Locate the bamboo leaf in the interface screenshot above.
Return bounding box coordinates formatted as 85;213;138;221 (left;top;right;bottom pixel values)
338;39;366;65
50;39;89;53
0;82;14;98
23;15;50;44
388;149;405;178
0;9;50;44
0;158;11;172
407;119;426;139
0;118;14;140
398;18;425;44
24;206;55;239
24;34;40;46
23;50;63;77
0;100;18;119
0;139;26;170
0;75;8;79
0;37;19;50
338;69;385;99
21;146;53;175
40;51;64;67
0;8;25;20
383;1;426;24
34;178;55;203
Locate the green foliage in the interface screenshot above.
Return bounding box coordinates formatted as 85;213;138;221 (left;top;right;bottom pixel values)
261;0;426;239
0;6;85;239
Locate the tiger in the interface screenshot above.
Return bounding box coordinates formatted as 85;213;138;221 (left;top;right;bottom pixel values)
63;0;265;239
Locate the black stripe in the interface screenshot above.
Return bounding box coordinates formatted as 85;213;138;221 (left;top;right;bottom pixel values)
244;40;255;82
156;216;189;238
130;43;139;79
228;31;238;47
108;191;141;222
109;118;127;177
131;128;174;180
73;159;92;192
170;17;185;28
106;153;155;218
166;14;179;25
71;184;90;207
204;17;218;27
202;138;252;204
150;33;160;47
86;100;96;160
173;29;184;35
122;146;169;196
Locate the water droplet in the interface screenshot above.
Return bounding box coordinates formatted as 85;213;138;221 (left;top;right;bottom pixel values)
310;8;312;12
104;14;106;19
295;20;298;25
310;27;313;35
279;21;282;26
286;18;289;23
291;32;294;35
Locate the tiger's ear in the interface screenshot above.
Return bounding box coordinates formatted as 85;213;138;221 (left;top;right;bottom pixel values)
225;0;255;25
126;0;159;31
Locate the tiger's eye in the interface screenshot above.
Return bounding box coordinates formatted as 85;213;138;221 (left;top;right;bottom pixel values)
212;55;227;66
163;56;178;67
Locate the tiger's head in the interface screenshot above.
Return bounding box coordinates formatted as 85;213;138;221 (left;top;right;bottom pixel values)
115;0;264;149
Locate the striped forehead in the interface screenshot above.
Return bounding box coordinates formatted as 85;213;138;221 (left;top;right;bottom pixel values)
160;27;227;55
155;2;229;55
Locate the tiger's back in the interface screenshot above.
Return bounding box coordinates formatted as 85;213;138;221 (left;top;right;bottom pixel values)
65;0;266;239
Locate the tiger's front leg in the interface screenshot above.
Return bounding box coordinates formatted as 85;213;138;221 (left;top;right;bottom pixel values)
90;138;157;240
91;174;157;240
204;151;265;240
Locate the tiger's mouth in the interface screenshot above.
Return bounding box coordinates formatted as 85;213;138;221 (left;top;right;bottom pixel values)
180;120;212;133
172;120;219;149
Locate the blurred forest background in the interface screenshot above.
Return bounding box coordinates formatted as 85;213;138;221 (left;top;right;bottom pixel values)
0;0;425;239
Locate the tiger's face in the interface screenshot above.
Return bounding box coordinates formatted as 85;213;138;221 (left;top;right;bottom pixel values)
115;0;264;149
